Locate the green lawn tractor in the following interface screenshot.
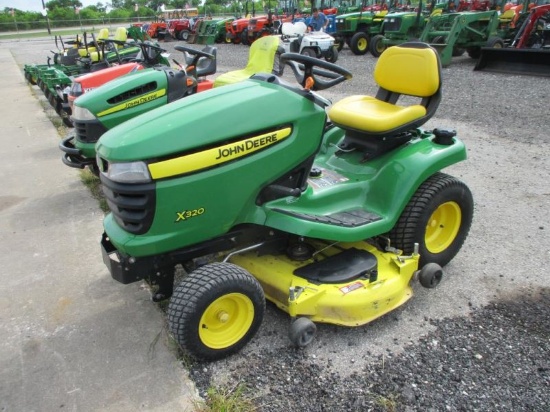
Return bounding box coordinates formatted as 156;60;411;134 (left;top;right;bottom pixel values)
368;0;448;57
98;42;473;360
332;0;388;54
59;45;217;174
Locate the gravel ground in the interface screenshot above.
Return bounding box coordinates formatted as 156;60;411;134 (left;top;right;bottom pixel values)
8;36;550;411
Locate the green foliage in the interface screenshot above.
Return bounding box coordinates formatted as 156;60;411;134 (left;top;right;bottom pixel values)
195;384;258;412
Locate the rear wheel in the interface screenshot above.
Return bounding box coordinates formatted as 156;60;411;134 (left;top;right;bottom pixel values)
350;32;369;55
369;34;387;58
178;30;190;41
388;173;473;267
168;262;265;360
241;29;250;46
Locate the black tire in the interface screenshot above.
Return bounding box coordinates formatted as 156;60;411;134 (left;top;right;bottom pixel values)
350;32;369;55
325;46;338;63
417;263;443;288
334;35;345;51
89;162;100;176
452;48;465;57
289;317;317;347
369;34;386;58
168;262;265;361
388;173;473;267
178;30;190;41
301;47;317;58
241;29;250;46
486;36;504;48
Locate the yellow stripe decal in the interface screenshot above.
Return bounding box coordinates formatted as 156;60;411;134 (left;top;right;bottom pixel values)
148;127;292;180
97;88;167;117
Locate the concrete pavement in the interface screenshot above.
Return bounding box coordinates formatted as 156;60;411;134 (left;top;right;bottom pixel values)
0;47;198;411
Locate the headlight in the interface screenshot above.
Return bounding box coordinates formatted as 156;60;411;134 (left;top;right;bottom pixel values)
72;104;96;121
104;161;152;183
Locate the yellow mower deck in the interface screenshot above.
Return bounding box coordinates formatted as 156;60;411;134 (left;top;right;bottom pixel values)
230;241;419;327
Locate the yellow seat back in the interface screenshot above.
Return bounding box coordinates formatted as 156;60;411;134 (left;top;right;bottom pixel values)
213;36;280;87
328;42;441;137
97;28;109;41
114;27;128;43
374;45;440;98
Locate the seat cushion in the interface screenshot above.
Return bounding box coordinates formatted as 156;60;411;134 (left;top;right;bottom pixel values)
328;95;427;133
213;69;252;87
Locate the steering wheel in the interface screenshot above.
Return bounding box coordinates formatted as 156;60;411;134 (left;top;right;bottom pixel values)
174;45;215;60
127;41;167;65
174;45;215;76
280;53;352;91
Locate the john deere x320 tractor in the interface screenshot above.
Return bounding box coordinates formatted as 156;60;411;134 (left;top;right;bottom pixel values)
98;42;473;360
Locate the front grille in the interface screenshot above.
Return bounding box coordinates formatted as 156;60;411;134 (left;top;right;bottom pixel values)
100;176;156;235
74;119;108;144
383;19;402;32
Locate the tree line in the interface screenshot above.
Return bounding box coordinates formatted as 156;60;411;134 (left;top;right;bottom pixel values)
0;0;257;32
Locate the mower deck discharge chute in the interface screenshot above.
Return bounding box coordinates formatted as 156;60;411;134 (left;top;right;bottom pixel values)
98;42;473;361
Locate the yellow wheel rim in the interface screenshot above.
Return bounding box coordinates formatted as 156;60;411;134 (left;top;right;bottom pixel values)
425;201;462;254
199;293;254;349
358;38;367;50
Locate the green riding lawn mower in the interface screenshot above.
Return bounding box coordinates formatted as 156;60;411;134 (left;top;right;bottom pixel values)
97;42;473;361
24;29;144;126
59;45;217;174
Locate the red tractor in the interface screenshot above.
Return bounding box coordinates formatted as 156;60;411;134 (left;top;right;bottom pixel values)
168;18;202;41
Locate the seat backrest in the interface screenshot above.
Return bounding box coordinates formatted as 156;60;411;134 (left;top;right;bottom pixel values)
294;21;308;34
97;28;110;41
196;45;217;77
245;36;280;73
374;42;440;99
281;22;296;36
499;9;515;21
114;27;128;42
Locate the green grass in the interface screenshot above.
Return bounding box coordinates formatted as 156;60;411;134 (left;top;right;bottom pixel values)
194;384;258;412
79;169;108;212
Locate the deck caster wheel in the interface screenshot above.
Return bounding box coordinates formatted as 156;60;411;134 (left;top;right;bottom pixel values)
418;262;443;288
289;317;316;347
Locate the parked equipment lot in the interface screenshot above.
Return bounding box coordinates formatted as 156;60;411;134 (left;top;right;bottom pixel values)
5;36;550;410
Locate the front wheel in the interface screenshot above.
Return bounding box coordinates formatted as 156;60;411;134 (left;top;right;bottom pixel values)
388;173;473;267
301;47;317;58
369;34;386;58
486;36;504;49
350;32;369;55
325;46;338;63
167;262;265;361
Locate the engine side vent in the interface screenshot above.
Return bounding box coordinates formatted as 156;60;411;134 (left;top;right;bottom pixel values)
107;81;157;105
